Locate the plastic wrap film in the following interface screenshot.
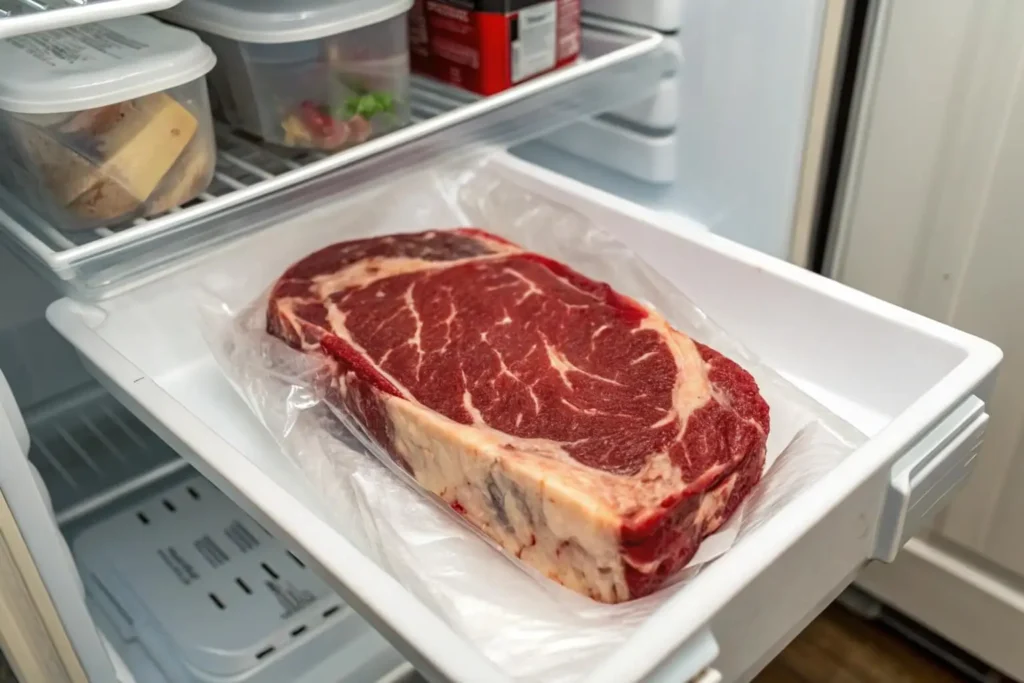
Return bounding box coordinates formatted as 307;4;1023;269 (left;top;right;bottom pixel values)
199;157;864;682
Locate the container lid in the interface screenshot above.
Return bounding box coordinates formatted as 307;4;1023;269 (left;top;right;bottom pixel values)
0;17;216;114
160;0;413;44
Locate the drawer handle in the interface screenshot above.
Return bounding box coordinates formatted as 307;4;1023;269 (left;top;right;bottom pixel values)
641;626;720;683
874;396;988;562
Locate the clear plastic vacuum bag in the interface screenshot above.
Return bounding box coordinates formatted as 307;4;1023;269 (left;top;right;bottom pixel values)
199;156;864;682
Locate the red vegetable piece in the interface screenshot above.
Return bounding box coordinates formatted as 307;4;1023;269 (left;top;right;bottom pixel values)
323;120;351;149
348;115;372;144
299;101;333;138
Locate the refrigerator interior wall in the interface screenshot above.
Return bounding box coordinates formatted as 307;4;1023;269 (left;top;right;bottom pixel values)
0;246;90;410
828;0;1024;678
516;0;832;261
674;0;827;259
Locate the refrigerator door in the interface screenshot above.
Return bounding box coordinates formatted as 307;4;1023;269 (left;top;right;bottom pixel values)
827;0;1024;678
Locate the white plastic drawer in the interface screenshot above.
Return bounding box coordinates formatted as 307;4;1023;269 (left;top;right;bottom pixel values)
539;117;677;184
46;152;1001;682
584;0;685;32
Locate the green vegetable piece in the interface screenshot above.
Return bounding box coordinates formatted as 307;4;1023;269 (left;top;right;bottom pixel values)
372;92;395;113
355;95;376;117
336;91;398;120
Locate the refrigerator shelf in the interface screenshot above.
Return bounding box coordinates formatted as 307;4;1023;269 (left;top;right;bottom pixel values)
0;19;667;301
0;0;181;39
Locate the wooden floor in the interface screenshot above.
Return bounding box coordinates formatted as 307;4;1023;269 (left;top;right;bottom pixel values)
755;605;966;683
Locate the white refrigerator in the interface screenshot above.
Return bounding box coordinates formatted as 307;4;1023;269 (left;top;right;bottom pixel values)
0;0;1019;681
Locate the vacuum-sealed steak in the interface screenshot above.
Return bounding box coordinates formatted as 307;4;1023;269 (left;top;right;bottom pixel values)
267;229;770;602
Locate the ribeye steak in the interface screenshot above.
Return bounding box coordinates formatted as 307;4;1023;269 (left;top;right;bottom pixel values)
267;229;769;602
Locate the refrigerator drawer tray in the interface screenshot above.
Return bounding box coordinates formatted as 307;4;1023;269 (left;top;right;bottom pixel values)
47;152;1001;682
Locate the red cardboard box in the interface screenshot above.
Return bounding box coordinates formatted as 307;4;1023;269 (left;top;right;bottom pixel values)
409;0;581;96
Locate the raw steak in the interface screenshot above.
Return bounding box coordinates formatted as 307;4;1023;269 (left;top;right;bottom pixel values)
268;229;769;602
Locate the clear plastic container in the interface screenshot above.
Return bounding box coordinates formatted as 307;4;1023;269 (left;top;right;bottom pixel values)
0;18;218;232
161;0;413;151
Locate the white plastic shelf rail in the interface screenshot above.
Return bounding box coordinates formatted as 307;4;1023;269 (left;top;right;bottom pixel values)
0;0;181;39
0;19;668;301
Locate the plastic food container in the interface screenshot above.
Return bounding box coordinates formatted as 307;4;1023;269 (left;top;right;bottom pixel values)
160;0;413;151
0;18;218;232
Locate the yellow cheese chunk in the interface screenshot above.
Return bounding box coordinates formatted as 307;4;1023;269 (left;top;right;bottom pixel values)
93;93;198;202
66;176;141;222
145;137;214;216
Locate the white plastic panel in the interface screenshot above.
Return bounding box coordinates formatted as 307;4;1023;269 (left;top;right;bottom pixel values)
540;117;677;183
511;141;688;219
0;365;26;453
74;474;404;683
583;0;685;32
611;75;679;130
672;0;829;259
45;152;1002;682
